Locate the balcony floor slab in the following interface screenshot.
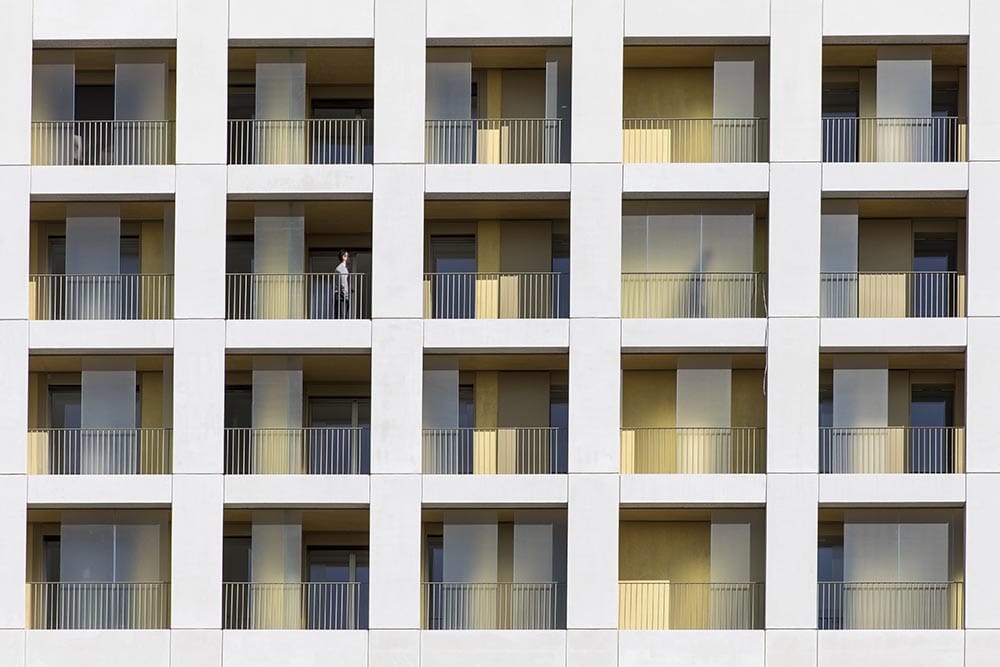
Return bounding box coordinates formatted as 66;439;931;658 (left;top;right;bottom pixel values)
425;164;571;197
29;319;174;353
422;474;568;507
27;474;172;506
822;162;968;197
621;318;767;352
224;474;369;507
620;474;766;507
623;163;769;197
818;474;966;506
819;317;967;352
423;318;569;353
225;319;371;353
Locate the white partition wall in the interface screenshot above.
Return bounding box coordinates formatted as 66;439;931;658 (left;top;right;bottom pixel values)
676;361;732;473
821;201;859;316
876;47;932;161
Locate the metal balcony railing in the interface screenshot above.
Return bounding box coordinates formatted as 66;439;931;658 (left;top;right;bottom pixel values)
223;582;368;630
224;427;370;475
817;581;964;630
622;118;769;163
822;117;966;162
818;427;964;474
618;581;764;630
620;427;766;474
820;272;965;318
621;272;767;318
29;274;173;320
227;119;367;165
423;272;568;319
425;119;562;164
27;582;170;629
422;582;561;630
422;427;567;474
31;120;175;166
27;428;172;475
226;273;369;320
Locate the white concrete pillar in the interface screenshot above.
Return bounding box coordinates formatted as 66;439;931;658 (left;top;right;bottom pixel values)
570;0;623;163
370;319;422;474
171;475;223;628
174;165;226;318
967;163;1000;317
768;163;821;317
570;164;622;319
0;168;29;320
373;0;425;164
970;0;1000;160
173;320;225;474
0;321;27;474
568;319;620;473
765;474;818;629
967;318;1000;472
766;318;819;473
369;474;421;629
566;474;618;630
966;474;1000;629
0;0;31;164
372;165;424;319
769;0;822;162
0;476;26;628
176;0;228;164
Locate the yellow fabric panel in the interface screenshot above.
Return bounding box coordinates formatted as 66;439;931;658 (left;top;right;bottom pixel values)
623;69;713;120
731;370;765;428
619;521;711;582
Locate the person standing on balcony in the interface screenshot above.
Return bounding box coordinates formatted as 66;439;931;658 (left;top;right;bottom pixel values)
335;251;351;318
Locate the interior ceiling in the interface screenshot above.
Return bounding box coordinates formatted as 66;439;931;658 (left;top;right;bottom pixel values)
855;198;966;219
819;353;965;371
425;199;569;220
32;202;168;222
228;48;374;85
421;508;565;523
425;46;551;69
622;354;766;370
426;354;568;372
624;45;720;69
620;508;764;522
823;44;967;67
226;355;371;382
29;355;167;373
223;508;370;532
623;200;770;218
35;48;177;70
227;201;372;234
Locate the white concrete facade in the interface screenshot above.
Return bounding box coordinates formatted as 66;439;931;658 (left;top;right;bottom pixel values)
2;1;998;667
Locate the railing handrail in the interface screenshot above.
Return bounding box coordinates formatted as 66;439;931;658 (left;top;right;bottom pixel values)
623;426;765;431
423;426;563;432
225;425;369;432
818;580;961;586
29;427;172;432
29;580;170;585
623;271;765;276
624;116;768;122
31;272;174;278
819;425;962;431
825;116;965;121
426;117;561;122
423;270;568;276
822;270;963;276
223;580;365;587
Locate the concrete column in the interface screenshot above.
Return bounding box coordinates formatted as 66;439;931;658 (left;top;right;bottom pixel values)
369;474;421;630
967;163;1000;317
176;0;228;164
371;319;423;475
969;0;1000;160
174;166;227;319
0;321;27;474
0;476;26;628
570;0;623;163
766;318;819;473
372;165;424;319
171;475;223;628
173;320;225;474
566;474;618;630
568;319;620;473
373;0;425;164
0;0;31;165
765;474;818;629
768;163;821;317
570;164;621;319
0;168;29;320
769;0;822;162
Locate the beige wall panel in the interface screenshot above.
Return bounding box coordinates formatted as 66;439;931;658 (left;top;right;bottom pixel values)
501;70;546;118
623;69;713;119
731;370;766;427
619;521;710;582
622;370;675;427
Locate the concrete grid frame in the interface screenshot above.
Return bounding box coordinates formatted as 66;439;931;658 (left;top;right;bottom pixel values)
0;1;999;666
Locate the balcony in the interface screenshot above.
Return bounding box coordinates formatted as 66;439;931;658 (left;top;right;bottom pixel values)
618;581;764;630
817;581;963;629
822;117;966;163
29;274;174;320
227;47;373;166
622;118;768;163
620;427;765;474
28;428;172;475
224;426;370;475
422;582;560;630
223;582;368;630
27;581;170;629
819;427;964;474
31;121;175;166
423;272;567;319
422;427;565;474
425;119;561;165
226;272;368;320
821;272;965;318
32;48;176;166
228;119;367;166
822;44;967;164
621;272;767;319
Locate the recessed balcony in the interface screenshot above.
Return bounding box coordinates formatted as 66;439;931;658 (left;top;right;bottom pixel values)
227;47;373;165
31;49;176;166
623;46;769;164
822;44;967;163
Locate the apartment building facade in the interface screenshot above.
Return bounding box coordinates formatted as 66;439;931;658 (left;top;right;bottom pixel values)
1;1;999;666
